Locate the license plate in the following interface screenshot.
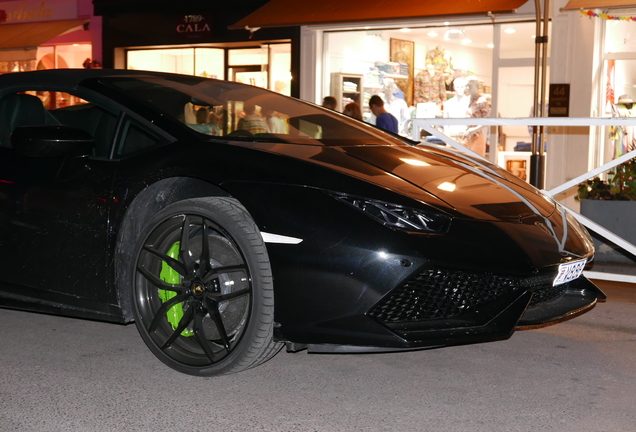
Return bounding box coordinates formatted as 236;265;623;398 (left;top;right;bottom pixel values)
553;259;587;286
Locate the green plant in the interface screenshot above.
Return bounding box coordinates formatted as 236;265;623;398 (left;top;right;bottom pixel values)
576;158;636;201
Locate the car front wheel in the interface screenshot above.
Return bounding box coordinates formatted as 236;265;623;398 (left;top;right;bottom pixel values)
131;197;281;376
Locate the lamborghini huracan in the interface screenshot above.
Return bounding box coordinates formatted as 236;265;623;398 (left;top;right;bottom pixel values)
0;69;604;376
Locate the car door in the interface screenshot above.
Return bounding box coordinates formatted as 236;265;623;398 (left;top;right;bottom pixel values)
0;90;121;312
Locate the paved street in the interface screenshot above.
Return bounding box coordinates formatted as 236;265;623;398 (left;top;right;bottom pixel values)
0;280;634;432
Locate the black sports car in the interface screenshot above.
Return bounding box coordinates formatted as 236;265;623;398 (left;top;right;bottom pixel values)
0;69;604;376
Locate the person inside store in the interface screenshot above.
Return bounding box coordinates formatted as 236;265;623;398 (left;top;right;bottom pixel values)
237;103;270;134
322;96;337;110
343;102;363;120
368;95;398;133
463;76;491;157
261;107;288;133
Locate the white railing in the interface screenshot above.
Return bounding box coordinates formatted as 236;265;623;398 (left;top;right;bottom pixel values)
407;117;636;283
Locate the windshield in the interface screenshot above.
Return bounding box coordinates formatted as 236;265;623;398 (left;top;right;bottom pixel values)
103;74;406;147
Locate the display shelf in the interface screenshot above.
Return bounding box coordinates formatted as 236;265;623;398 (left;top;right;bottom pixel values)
331;72;363;111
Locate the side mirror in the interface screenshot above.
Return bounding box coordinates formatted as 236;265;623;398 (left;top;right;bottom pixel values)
11;125;95;158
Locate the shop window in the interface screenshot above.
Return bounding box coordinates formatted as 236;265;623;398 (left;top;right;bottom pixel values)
36;44;92;69
325;26;496;132
228;45;292;94
195;48;224;79
269;44;292;96
228;47;268;66
605;19;636;54
498;22;544;60
127;48;196;75
601;16;636;163
125;43;291;94
601;59;636;164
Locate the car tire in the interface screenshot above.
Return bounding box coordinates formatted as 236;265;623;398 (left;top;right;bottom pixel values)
131;196;282;376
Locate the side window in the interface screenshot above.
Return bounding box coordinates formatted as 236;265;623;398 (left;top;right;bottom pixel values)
117;119;160;156
0;90;118;158
49;100;118;158
0;92;60;147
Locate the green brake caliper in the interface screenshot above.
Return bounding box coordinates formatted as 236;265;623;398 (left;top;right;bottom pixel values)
159;241;194;337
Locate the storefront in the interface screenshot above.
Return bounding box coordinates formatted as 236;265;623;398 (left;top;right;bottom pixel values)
233;0;541;177
0;0;101;73
93;0;300;97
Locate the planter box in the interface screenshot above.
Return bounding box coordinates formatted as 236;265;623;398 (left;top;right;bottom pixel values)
580;200;636;273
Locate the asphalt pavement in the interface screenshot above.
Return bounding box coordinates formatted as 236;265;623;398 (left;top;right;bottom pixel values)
0;279;634;432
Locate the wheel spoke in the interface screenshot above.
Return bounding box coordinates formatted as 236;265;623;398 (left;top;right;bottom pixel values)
142;245;187;276
147;292;189;332
200;220;212;277
192;309;221;363
179;215;196;272
137;264;183;293
207;302;231;352
202;264;247;283
206;288;250;302
160;304;194;350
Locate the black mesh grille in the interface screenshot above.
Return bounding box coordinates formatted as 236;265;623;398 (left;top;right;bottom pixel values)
369;267;567;324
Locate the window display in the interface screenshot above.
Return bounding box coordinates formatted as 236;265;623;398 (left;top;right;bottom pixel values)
325;28;494;132
324;23;538;171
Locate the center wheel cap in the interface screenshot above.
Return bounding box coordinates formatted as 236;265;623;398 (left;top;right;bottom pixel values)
192;282;205;297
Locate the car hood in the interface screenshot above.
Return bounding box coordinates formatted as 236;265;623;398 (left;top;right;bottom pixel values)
236;141;556;222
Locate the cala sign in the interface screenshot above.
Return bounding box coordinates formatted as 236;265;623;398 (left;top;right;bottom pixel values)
176;14;212;39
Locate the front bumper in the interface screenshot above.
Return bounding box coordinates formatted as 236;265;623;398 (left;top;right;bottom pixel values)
284;270;606;354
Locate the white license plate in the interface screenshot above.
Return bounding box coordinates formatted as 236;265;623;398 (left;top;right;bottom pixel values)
553;259;587;286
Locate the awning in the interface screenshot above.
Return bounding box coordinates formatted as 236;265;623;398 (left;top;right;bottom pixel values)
0;19;87;50
230;0;529;29
561;0;636;9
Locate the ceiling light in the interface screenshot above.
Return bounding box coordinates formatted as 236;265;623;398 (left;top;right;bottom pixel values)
504;28;516;34
444;28;465;41
487;43;494;48
400;28;411;33
427;31;439;37
461;38;472;45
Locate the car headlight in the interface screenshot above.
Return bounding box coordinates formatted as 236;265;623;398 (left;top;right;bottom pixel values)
328;192;452;234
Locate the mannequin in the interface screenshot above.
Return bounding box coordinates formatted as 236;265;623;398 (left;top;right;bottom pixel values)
443;77;469;139
426;45;453;86
414;64;446;105
463;76;491;156
383;79;409;133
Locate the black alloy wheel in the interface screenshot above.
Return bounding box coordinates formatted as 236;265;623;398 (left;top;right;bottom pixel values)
131;197;281;376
